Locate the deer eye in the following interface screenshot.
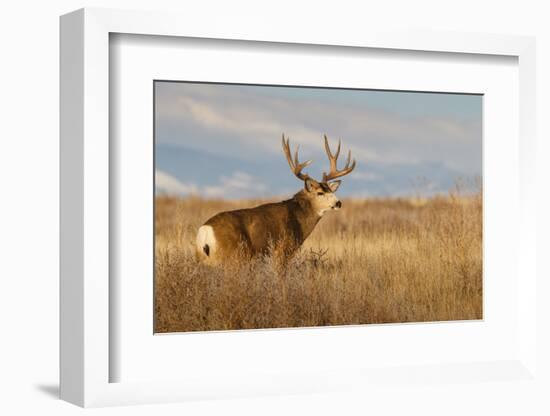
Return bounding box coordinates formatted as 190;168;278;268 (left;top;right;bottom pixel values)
317;192;324;196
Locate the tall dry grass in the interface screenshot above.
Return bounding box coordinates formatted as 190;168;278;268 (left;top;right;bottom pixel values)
155;189;482;333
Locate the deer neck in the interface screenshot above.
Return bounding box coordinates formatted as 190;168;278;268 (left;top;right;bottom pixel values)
290;192;322;242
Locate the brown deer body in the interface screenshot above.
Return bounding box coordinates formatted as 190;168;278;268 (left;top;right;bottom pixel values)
196;135;356;263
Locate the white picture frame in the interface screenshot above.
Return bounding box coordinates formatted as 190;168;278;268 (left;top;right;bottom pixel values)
60;7;538;408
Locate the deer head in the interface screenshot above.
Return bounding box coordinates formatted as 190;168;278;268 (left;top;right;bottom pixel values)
282;134;356;216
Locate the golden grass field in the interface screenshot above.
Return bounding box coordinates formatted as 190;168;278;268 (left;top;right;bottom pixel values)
155;188;482;333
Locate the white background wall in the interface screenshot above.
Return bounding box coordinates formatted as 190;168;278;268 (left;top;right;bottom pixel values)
0;1;548;414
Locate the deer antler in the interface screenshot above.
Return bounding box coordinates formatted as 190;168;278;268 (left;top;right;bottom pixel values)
322;134;356;182
282;134;313;181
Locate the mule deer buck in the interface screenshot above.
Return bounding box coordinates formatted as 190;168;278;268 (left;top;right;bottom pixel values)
196;134;356;264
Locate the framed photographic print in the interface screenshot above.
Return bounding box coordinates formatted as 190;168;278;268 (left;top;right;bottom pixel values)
153;80;483;334
60;8;538;408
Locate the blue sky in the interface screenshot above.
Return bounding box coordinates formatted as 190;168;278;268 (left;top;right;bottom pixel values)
155;81;482;198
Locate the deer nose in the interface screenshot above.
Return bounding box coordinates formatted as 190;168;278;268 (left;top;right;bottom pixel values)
335;200;342;208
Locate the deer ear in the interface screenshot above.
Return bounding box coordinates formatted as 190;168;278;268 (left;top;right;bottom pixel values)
328;180;341;192
304;178;318;192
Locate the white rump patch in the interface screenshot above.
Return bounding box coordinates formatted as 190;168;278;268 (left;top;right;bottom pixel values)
196;225;217;257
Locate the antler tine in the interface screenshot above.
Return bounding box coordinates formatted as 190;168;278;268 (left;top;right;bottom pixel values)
322;135;357;182
323;134;331;157
282;134;312;181
345;149;352;168
323;135;340;159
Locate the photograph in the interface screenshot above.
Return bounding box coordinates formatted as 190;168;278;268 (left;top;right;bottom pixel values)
154;81;483;333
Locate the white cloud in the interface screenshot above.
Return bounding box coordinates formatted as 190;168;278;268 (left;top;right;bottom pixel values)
155;170;198;195
161;95;325;154
204;171;267;199
156;169;270;199
350;171;381;182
